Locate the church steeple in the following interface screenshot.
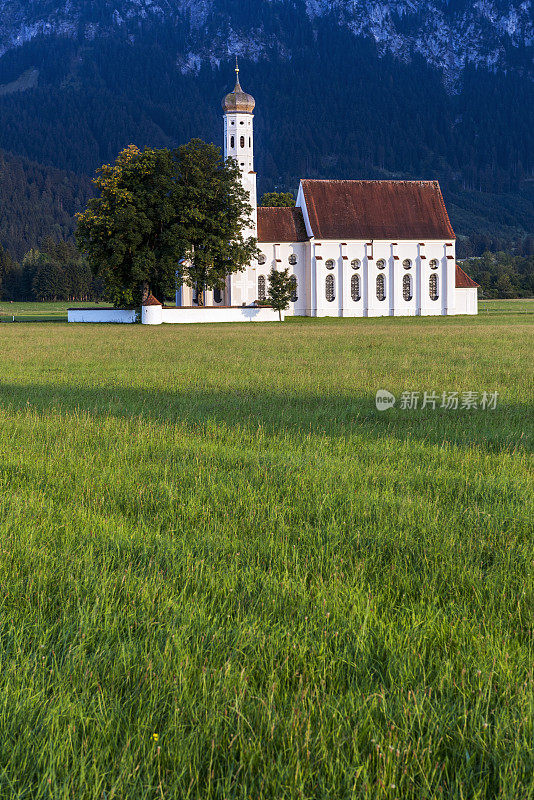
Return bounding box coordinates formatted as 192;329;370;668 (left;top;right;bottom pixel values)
222;60;257;237
222;59;256;115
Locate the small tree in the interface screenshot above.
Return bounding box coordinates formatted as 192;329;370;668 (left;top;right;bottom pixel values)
267;266;294;321
259;192;295;207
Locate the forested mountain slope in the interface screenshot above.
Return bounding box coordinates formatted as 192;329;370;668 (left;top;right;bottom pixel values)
0;149;93;260
0;0;532;257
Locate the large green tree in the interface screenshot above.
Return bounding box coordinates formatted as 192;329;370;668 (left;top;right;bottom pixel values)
174;139;257;306
76;145;180;307
76;140;257;308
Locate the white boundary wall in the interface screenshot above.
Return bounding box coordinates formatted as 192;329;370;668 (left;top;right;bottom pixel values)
161;306;283;324
68;308;137;323
68;306;283;324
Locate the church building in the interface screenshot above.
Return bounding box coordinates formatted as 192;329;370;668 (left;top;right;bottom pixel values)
177;65;479;317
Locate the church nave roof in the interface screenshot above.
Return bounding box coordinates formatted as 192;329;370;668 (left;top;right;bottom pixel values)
257;207;309;243
301;180;456;241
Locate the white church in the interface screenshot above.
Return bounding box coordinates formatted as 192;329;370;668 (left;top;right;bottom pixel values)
176;64;479;318
70;65;479;325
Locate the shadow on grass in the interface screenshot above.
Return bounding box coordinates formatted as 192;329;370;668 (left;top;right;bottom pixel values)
0;381;530;453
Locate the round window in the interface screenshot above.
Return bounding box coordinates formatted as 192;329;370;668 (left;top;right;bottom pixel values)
377;259;386;270
430;259;439;270
403;259;412;270
288;254;297;266
351;259;361;270
325;259;335;270
258;253;266;265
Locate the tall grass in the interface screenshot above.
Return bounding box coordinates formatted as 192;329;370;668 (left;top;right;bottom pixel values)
0;312;532;799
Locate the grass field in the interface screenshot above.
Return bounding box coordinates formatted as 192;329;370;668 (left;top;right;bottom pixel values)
0;310;532;799
0;301;113;323
1;298;533;323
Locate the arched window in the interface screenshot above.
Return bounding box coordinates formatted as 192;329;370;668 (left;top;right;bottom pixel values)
325;274;335;302
351;274;361;301
325;259;335;270
213;287;222;304
351;259;361;270
257;275;266;301
430;259;439;270
290;275;298;302
403;274;412;301
403;259;412;270
258;253;266;265
429;274;439;300
240;136;245;148
230;136;235;148
376;274;386;301
377;259;386;270
288;254;297;266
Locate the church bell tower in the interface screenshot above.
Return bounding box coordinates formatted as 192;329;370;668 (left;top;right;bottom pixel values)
222;60;257;237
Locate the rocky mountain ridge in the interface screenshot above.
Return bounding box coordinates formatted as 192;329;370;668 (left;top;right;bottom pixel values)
0;0;532;86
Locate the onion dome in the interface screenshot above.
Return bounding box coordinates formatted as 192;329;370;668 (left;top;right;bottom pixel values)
222;61;255;114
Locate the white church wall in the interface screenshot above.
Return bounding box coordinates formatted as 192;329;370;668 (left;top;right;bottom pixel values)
445;243;457;315
455;288;478;315
313;243;344;317
419;243;448;316
305;241;314;316
366;242;392;318
308;240;460;318
342;244;366;318
255;243;307;316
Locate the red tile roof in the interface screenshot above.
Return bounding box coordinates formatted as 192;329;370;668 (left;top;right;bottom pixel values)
257;207;309;243
300;180;456;241
142;293;162;306
455;264;479;289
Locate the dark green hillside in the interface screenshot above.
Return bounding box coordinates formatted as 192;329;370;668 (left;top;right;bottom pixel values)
0;15;532;256
0;148;93;260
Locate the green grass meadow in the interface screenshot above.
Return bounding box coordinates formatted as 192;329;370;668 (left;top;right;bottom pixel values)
0;302;113;323
0;309;532;799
